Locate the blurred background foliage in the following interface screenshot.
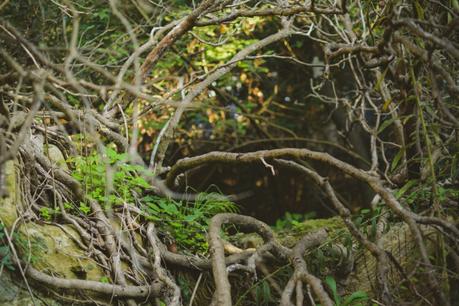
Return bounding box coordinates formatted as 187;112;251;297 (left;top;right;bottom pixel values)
1;0;458;225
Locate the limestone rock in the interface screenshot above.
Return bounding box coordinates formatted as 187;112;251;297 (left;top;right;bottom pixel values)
0;160;19;228
17;222;105;281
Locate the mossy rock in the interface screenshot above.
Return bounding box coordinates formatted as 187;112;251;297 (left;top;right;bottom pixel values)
276;216;346;247
16;222;105;281
0;160;20;228
45;144;68;170
229;217;346;249
0;270;62;306
0;152;105;282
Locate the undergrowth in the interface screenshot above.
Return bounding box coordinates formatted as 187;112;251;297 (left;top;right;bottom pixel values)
68;147;238;254
142;193;238;254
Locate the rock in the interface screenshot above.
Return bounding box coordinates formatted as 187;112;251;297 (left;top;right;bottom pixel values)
0;270;61;306
45;144;68;170
0;270;19;303
0;160;19;228
16;222;105;281
0;149;104;289
346;222;436;299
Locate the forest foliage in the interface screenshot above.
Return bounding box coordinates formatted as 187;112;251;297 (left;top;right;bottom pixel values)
0;0;458;305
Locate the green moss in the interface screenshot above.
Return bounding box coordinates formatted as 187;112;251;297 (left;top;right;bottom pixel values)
228;217;347;250
276;217;346;248
293;217;345;234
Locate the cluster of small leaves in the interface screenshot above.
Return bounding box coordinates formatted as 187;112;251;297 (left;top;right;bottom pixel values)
353;206;384;242
273;211;317;231
69;147;238;253
394;179;459;215
70;147;150;211
143;192;238;254
39;206;54;221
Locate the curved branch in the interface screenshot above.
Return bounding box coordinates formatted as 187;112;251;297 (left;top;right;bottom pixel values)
167;148;459;238
208;213;289;306
25;265;161;298
286;229;332;306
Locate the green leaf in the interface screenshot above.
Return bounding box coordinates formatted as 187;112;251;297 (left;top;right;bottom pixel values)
131;176;150;188
375;66;389;92
414;1;425;19
453;0;459;10
325;275;340;304
377;117;396;134
396;179;418;199
148;203;160;212
158;202;178;214
79;202;91;215
143;195;159;202
342;291;368;306
100;276;110;283
106;148;118;160
390;149;403;172
184;214;198;222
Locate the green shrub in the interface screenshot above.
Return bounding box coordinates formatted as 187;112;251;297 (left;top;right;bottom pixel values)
143;192;238;254
69;147;238;253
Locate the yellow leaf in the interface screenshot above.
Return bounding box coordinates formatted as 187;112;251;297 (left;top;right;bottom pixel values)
382;98;392;111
